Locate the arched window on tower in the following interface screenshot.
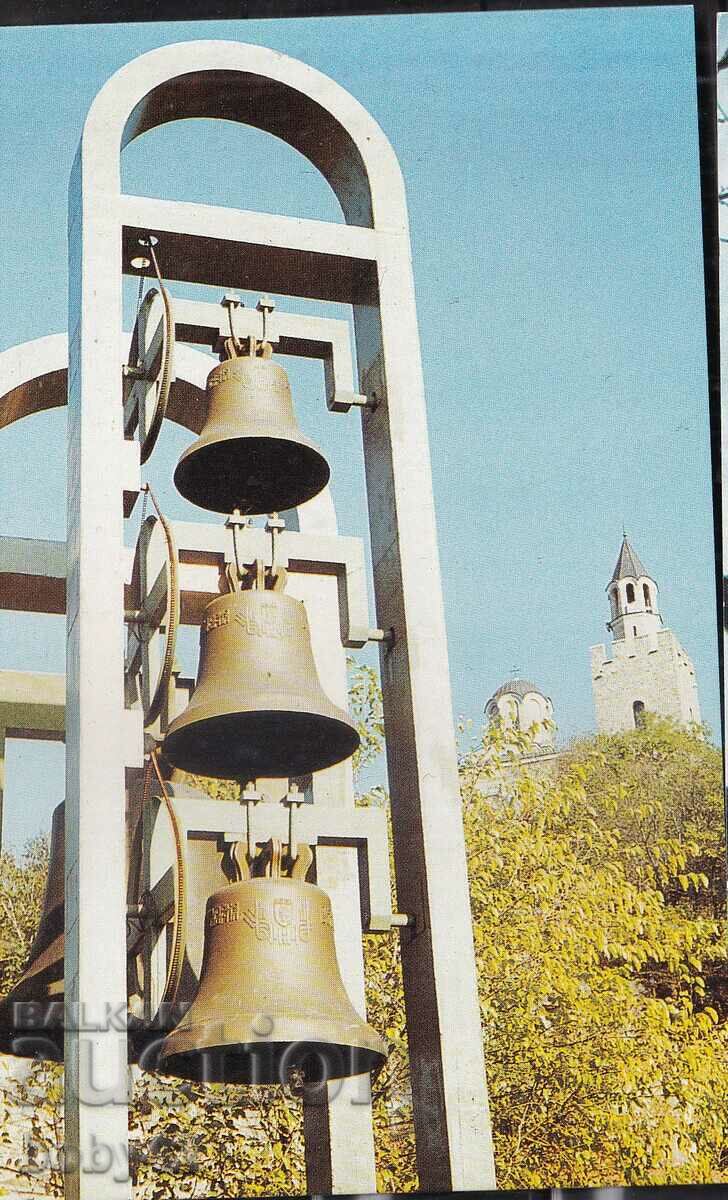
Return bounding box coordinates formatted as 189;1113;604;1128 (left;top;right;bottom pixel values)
643;583;651;609
633;700;645;728
626;582;635;603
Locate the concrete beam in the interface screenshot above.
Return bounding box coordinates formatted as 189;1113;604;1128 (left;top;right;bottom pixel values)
0;669;65;739
0;537;66;614
121;195;378;305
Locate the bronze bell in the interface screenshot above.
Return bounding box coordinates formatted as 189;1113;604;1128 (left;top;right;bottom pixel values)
0;803;65;1060
156;872;387;1084
174;345;330;515
162;587;360;779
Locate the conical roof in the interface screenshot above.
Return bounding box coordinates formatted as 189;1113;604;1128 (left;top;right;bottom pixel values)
610;535;650;584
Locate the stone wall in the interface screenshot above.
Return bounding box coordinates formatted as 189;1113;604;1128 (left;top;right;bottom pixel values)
591;628;700;733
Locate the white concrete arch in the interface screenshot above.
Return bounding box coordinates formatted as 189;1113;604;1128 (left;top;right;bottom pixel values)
78;40;408;232
0;333;208;432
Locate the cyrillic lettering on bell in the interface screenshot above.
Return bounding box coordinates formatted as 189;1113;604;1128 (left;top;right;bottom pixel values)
207;900;240;927
204;607;231;632
230;600;298;640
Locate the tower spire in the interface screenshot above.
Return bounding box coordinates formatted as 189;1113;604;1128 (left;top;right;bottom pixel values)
605;533;660;643
610;533;649;585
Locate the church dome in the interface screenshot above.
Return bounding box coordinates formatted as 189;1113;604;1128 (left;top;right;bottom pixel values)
490;678;543;702
485;678;554;749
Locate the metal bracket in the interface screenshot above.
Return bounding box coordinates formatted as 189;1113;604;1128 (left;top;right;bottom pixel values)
161;786;398;933
165;296;370;415
121;519;382;649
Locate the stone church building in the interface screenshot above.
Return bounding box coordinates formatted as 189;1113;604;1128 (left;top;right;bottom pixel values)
485;535;701;741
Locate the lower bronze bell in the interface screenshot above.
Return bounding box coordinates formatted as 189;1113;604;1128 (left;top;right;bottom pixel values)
0;803;65;1060
162;587;360;779
157;874;387;1084
174;347;330;515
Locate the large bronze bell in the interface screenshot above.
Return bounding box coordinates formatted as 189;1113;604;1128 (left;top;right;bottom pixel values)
157;870;387;1084
162;586;360;779
0;803;65;1059
174;344;330;515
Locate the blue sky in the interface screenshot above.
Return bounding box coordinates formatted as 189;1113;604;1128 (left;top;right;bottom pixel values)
0;8;717;848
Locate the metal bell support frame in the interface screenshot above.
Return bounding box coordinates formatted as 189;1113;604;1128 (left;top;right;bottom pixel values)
156;840;387;1085
162;557;360;780
174;336;330;515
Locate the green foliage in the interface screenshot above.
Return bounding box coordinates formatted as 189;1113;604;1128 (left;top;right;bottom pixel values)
461;716;728;1188
347;657;385;782
362;816;417;1193
129;1075;305;1198
562;715;725;918
0;1060;64;1197
0;836;64;1199
0;838;49;995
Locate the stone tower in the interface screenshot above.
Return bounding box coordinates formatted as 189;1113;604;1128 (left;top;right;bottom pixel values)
590;535;701;732
485;678;555;749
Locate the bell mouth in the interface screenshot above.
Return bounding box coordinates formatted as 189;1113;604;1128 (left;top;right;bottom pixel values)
163;709;360;779
156;1039;387;1086
174;435;330;515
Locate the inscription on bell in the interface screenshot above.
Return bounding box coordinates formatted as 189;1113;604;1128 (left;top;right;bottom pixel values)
204;600;299;639
208;900;240;927
209;362;276;390
205;608;231;632
207;897;313;944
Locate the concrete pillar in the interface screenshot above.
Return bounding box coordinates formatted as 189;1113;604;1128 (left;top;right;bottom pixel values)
353;238;496;1190
65;143;130;1198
